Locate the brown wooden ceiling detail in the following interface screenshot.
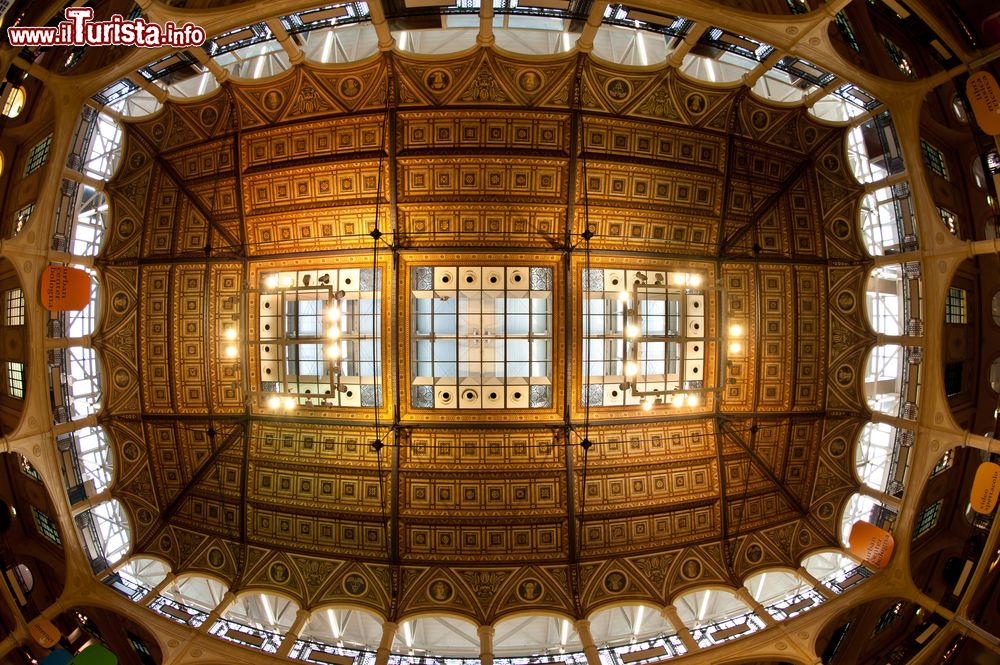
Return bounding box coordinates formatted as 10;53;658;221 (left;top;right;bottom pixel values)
95;46;874;621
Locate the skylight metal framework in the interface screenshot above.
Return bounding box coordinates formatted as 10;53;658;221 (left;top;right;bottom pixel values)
582;268;740;409
410;265;553;409
258;267;382;409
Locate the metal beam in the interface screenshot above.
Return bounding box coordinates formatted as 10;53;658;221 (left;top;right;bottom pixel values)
719;129;843;255
160;423;246;520
720;421;806;517
134;125;244;253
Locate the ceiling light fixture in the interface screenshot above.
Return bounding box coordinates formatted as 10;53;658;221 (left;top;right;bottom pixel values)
617;272;747;410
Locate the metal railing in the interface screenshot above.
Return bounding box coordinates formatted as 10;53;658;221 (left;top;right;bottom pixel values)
690;613;765;648
210;617;284;653
102;572;149;601
148;595;209;627
826;565;874;594
764;588;827;621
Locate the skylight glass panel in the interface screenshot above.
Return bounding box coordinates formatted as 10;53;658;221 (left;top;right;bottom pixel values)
410;265;552;409
259;267;382;408
582;268;714;409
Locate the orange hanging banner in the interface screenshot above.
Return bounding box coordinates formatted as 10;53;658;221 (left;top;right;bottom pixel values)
28;616;61;648
848;520;894;568
41;266;90;311
966;72;1000;136
971;461;1000;514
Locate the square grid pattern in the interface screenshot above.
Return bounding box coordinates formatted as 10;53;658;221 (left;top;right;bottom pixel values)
581;268;704;407
410;266;553;409
259;268;382;408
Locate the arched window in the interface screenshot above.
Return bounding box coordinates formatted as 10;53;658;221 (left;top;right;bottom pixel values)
208;25;291;79
89;499;131;565
65;268;99;337
162;575;227;613
673;589;761;647
298;607;384;650
952;96;969;123
589;603;671;644
392;615;481;656
973;157;987;189
593;25;669;66
301;24;379;64
809;92;869;122
82;113;123;180
222;592;299;635
66;347;102;419
855;421;898;492
744;569;810;608
69;426;114;490
493;614;582;655
801;550;855;585
1;86;26;118
393;28;478;54
840;492;883;547
866;265;904;335
864;345;904;416
859;185;915;256
70;187;109;257
118;557;169;590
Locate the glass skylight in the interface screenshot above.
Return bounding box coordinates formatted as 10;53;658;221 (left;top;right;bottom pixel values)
259;267;382;408
582;268;708;409
410;265;552;409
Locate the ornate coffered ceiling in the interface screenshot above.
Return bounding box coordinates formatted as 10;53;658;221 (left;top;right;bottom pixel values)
94;45;874;623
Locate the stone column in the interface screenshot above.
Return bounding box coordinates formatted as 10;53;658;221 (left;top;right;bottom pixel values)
140;572;176;605
573;619;602;665
199;591;236;631
576;1;609;53
666;24;708;68
796;567;835;600
661;605;700;653
374;621;398;665
276;608;312;657
478;624;495;665
735;587;778;628
858;485;902;511
266;18;305;65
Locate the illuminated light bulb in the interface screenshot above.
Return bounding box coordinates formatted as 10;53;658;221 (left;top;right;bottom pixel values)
688;274;702;287
626;324;640;339
326;305;340;321
729;323;744;337
617;290;631;303
279;275;294;288
729;341;743;354
672;393;686;407
224;327;238;341
686;394;700;407
264;274;278;289
327;345;341;360
642;399;653;412
224;344;238;358
267;395;281;410
283;397;296;410
327;326;341;339
670;272;685;286
624;361;638;377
